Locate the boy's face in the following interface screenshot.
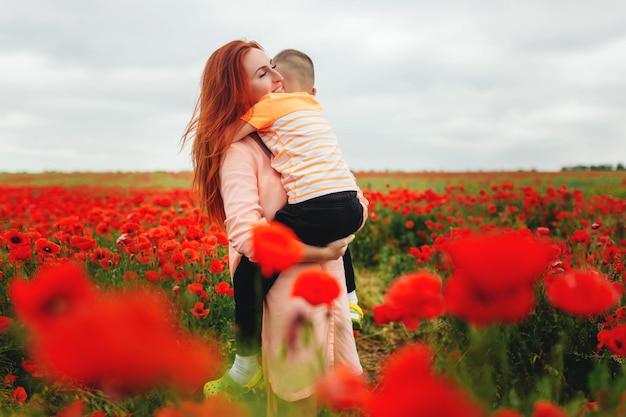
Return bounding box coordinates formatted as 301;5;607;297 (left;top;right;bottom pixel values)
244;48;284;103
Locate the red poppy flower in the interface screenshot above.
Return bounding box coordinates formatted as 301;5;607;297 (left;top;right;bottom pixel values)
170;252;187;267
373;271;445;330
0;316;13;334
120;221;142;236
532;400;568;417
216;231;228;246
160;239;180;252
252;221;304;277
445;272;536;327
214;281;234;296
597;324;626;356
201;235;218;255
182;247;199;262
444;229;555;292
95;222;111;236
118;235;152;254
187;283;206;299
123;271;138;282
144;270;160;282
5;229;30;249
4;374;17;385
35;238;61;256
12;386;27;404
545;269;619;317
568;229;591;245
16;266;222;395
90;248;120;270
367;343;487;417
209;258;224;274
21;360;43;377
70;236;96;251
442;229;554;327
291;269;340;307
9;262;97;334
155;395;251;417
9;245;32;262
190;302;209;319
56;399;85;417
315;363;372;412
377;342;434;385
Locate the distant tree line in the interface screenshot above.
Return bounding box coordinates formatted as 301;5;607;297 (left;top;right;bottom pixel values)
561;163;625;171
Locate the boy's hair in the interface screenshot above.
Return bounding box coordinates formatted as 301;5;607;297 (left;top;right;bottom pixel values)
273;49;315;91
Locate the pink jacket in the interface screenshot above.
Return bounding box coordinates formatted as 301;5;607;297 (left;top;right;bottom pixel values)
220;136;365;407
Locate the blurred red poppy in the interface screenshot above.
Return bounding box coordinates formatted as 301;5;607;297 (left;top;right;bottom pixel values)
9;262;97;334
11;263;222;396
214;281;234;297
367;343;487;417
9;245;32;262
12;386;27;404
597;324;626;356
373;270;445;330
5;229;30;249
209;258;224;274
252;221;304;277
69;236;96;251
291;269;340;307
155;395;251;417
0;316;13;334
187;283;206;299
546;269;619;317
532;400;568;417
315;363;372;412
34;238;61;256
190;302;210;319
442;229;554;327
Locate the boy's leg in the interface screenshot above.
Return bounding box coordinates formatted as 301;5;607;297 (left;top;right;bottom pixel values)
343;246;363;330
233;255;279;354
233;256;264;356
205;255;277;396
343;246;356;293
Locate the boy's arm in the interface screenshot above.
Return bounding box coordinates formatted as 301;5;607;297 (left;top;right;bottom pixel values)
233;121;256;142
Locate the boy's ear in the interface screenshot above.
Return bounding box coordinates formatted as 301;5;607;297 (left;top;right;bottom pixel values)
311;87;317;97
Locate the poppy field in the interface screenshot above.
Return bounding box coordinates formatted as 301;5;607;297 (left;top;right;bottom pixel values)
1;170;626;417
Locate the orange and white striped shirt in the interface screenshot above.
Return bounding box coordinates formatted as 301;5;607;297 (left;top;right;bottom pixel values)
241;92;358;204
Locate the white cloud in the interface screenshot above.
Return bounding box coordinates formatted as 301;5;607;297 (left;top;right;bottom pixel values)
1;0;625;173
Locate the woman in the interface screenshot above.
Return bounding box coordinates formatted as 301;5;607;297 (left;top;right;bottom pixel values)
181;40;365;416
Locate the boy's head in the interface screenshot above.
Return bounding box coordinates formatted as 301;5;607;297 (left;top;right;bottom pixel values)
273;49;316;96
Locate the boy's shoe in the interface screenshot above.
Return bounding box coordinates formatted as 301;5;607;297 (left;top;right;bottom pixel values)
349;302;364;331
203;368;264;398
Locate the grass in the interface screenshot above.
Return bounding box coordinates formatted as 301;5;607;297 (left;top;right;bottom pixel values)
2;170;626;197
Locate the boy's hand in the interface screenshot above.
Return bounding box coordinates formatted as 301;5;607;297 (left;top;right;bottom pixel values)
301;234;355;262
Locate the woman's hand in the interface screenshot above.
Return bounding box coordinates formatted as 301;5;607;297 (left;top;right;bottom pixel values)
301;234;355;263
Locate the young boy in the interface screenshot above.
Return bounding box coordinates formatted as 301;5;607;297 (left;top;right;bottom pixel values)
271;49;363;326
205;49;364;397
237;48;364;324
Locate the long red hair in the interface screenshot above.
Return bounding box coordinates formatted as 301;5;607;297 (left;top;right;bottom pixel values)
181;40;262;228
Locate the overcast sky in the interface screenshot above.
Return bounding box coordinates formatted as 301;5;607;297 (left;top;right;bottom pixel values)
2;0;625;173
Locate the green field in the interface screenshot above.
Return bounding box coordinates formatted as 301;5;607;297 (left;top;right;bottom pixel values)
2;170;625;197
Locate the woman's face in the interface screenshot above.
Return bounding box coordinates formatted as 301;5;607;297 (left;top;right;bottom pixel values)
243;47;284;104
